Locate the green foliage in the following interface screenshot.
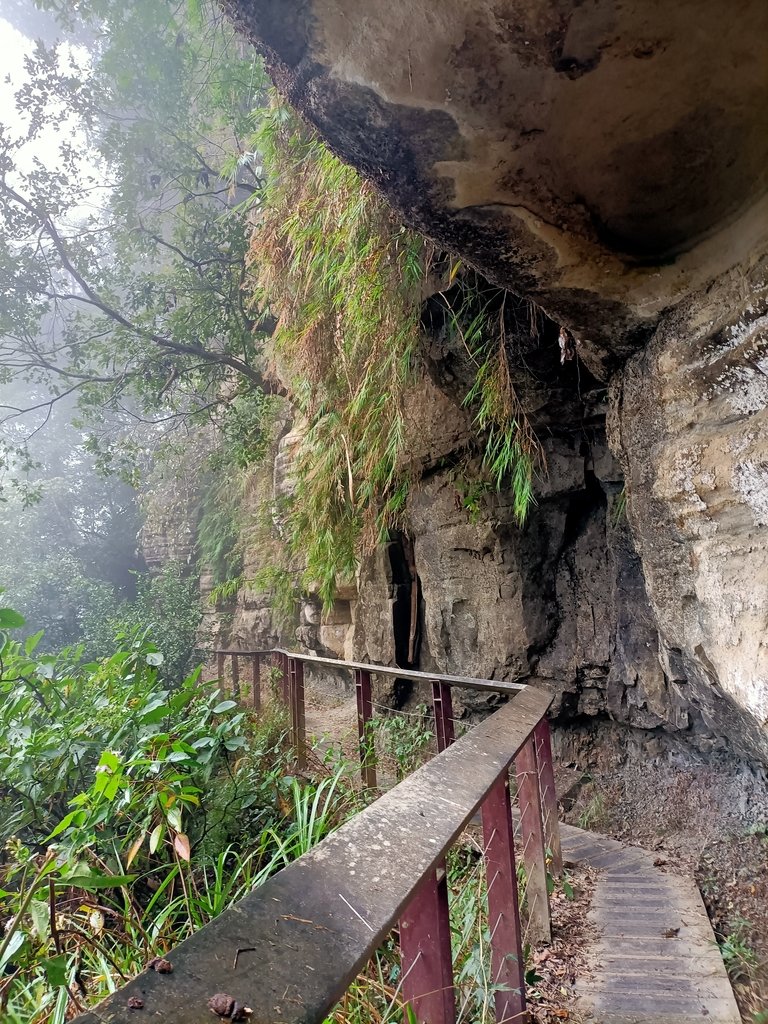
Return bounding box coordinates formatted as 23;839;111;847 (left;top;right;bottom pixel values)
0;398;145;649
2;552;118;653
0;623;239;852
372;704;434;782
208;576;244;606
260;768;354;865
444;279;543;525
446;846;499;1021
247;100;427;606
448;466;493;525
237;111;543;615
0;0;272;483
323;939;404;1024
611;486;628;526
82;562;205;683
197;393;279;590
217;392;280;471
0;603;316;1020
1;601;567;1023
197;470;246;587
576;789;608;832
249;564;300;626
193;699;293;859
720;917;759;983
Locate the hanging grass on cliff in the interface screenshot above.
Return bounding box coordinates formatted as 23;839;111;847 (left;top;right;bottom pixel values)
242;99;543;607
245;100;427;605
449;282;544;525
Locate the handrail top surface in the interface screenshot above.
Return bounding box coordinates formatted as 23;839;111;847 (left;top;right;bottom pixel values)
72;686;552;1024
206;646;527;695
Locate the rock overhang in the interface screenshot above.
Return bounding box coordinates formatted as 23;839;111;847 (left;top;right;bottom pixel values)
224;0;768;371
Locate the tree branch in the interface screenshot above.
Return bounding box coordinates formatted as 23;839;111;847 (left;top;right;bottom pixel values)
2;182;274;391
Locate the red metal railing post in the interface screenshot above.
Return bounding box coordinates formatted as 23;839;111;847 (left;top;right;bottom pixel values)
289;657;306;770
250;654;261;712
354;669;377;792
216;651;225;687
282;653;294;747
481;772;527;1024
515;736;552;944
231;654;240;700
280;652;290;706
533;717;562;878
431;680;455;752
399;865;456;1024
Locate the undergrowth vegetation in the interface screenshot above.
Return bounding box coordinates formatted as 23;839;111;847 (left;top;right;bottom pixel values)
197;466;246;588
1;604;573;1023
82;562;204;684
0;607;351;1022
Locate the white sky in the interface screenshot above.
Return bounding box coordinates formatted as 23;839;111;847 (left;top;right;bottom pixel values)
0;15;94;176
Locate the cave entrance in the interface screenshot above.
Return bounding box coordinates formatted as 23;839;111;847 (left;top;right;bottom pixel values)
388;531;422;677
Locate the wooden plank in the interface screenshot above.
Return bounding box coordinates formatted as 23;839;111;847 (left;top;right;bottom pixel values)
355;669;377;792
292;658;306;770
250;654;260;711
432;680;455;751
231;654;240;699
72;687;552;1024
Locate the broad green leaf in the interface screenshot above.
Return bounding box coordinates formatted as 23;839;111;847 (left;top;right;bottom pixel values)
55;873;137;890
29;898;50;940
0;608;25;629
213;700;237;714
47;808;83;839
24;630;44;655
168;688;194;713
0;929;25;973
43;953;69;987
149;822;164;854
103;771;122;802
126;832;145;868
139;698;169;724
98;750;121;772
224;736;247;751
166;806;182;832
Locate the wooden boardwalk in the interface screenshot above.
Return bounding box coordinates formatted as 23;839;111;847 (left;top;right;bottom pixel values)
561;824;741;1024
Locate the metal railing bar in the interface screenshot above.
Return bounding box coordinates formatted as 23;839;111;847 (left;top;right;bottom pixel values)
203;646;527;695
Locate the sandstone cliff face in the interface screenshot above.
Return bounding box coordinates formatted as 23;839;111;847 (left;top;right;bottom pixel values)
352;317;698;744
221;0;768;763
612;264;768;761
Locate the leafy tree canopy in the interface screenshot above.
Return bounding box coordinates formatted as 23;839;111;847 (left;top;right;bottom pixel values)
0;0;272;490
